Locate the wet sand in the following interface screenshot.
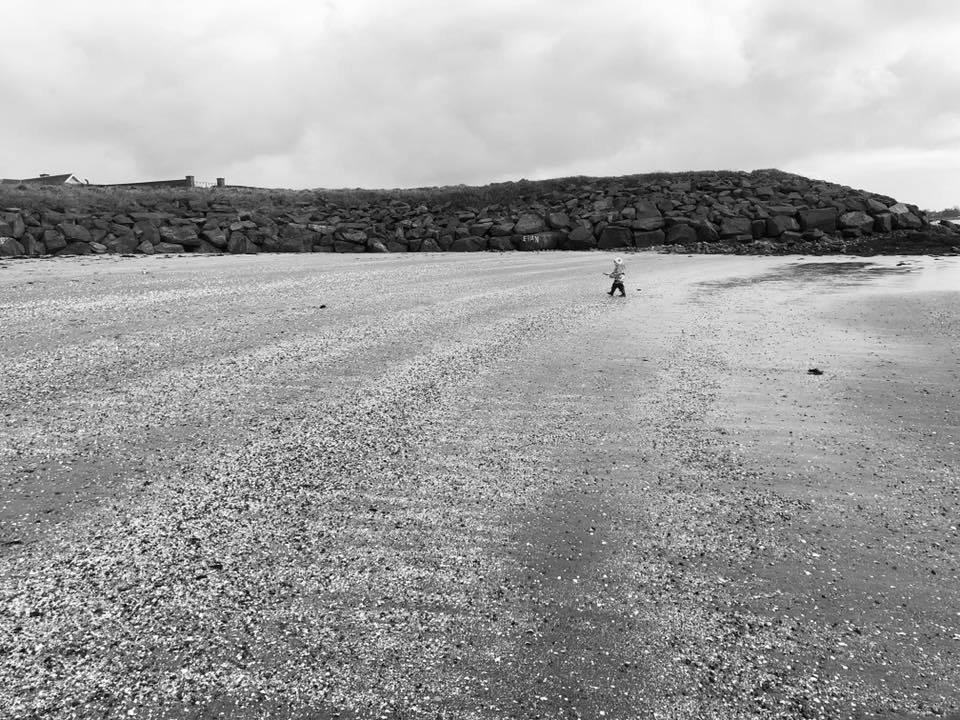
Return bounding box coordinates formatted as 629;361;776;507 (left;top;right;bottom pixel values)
1;252;958;719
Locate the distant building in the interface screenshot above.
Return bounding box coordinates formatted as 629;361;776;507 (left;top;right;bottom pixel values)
1;173;87;185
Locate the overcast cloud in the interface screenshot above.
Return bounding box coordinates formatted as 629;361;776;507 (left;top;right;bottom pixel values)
2;0;958;208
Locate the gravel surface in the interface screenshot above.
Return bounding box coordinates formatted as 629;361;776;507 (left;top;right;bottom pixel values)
1;252;959;719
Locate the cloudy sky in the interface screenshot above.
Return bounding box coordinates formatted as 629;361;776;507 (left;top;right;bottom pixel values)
2;0;958;208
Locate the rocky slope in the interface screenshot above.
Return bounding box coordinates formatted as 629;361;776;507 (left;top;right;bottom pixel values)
1;169;958;258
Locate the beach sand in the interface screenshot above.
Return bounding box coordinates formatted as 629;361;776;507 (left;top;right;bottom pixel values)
1;252;958;719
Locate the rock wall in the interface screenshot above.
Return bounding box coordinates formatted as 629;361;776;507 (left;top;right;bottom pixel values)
1;170;958;258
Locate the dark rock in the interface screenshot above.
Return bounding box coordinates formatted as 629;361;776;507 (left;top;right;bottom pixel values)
227;233;259;254
57;223;92;243
197;239;223;253
489;221;516;237
547;211;570;229
334;240;366;253
514;213;545;235
367;239;390;253
133;220;160;245
888;203;923;229
634;200;662;219
765;205;799;216
136;240;155;255
632;216;665;231
57;241;94;256
22;235;45;256
666;224;699;244
694;221;719;243
201;228;228;248
515;231;560;251
798;208;838;233
419;238;441;252
597;226;633;249
0;237;25;257
153;242;185;253
719;217;752;237
750;219;766;238
634;229;665;247
159;225;200;247
450;236;487;252
561;226;596;250
839;211;875;233
766;215;799;236
873;213;893;233
488;236;515;251
90;242;108;254
385;241;408;252
0;213;25;238
468;222;493;236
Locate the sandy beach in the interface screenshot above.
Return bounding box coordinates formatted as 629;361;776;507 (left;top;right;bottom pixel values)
1;251;958;719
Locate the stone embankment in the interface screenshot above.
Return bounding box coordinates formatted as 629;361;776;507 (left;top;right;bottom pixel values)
1;170;958;258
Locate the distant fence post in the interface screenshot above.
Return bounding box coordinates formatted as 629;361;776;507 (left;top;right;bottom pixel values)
216;177;225;187
185;175;195;188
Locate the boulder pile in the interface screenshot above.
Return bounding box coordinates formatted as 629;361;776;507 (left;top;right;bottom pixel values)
1;169;957;258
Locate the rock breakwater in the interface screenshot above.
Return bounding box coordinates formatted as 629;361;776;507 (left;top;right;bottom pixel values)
1;169;957;258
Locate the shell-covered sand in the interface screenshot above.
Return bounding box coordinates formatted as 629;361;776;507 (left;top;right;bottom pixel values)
1;252;958;719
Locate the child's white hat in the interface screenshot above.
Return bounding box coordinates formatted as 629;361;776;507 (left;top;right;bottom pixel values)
614;257;622;263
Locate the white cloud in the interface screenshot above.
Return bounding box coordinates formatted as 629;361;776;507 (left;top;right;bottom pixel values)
0;0;957;208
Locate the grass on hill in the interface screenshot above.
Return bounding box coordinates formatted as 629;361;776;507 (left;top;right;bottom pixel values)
0;169;804;215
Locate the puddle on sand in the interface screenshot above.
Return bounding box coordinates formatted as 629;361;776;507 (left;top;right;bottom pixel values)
698;258;960;294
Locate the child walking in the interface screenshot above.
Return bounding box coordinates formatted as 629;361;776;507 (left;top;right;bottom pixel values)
605;257;627;297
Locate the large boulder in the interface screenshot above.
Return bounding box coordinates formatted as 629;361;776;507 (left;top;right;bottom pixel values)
43;229;67;252
634;200;662;219
798;208;838;233
693;220;720;243
159;225;200;248
227;232;259;254
560;226;596;250
201;228;228;248
487;236;514;251
136;240;156;255
0;237;25;257
719;217;752;237
133;220;160;245
0;213;25;238
839;211;875;233
665;224;698;244
334;239;366;253
634;229;665;248
873;213;893;233
450;236;487;252
57;223;93;243
597;226;633;249
22;235;46;256
514;213;545;235
366;239;390;253
489;221;516;237
766;215;800;236
547;212;570;229
58;241;94;255
153;242;185;253
632;216;665;231
104;229;139;254
515;231;559;251
888;203;923;229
